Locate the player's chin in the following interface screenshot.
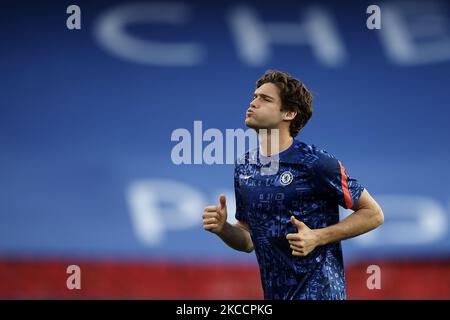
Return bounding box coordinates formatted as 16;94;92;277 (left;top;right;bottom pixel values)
245;117;259;129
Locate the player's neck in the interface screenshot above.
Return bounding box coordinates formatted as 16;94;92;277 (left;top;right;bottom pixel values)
258;129;293;157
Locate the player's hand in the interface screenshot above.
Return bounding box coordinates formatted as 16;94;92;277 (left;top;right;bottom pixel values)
203;194;228;235
286;216;319;257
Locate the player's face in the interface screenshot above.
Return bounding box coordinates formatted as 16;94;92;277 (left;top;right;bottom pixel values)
245;83;284;130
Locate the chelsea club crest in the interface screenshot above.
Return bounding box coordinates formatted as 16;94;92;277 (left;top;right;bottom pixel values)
279;171;294;186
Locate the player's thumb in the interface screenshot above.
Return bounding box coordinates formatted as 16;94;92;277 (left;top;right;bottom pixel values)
219;194;227;211
291;216;306;231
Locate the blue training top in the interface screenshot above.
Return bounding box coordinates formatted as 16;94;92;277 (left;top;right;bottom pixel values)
234;139;364;300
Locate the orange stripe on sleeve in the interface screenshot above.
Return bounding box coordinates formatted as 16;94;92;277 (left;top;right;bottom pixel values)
338;160;353;208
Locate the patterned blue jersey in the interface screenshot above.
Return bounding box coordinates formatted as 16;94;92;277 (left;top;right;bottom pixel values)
234;139;364;300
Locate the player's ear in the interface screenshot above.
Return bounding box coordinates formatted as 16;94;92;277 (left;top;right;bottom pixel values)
283;110;297;121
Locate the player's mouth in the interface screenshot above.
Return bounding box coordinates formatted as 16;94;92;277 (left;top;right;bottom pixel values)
246;109;254;117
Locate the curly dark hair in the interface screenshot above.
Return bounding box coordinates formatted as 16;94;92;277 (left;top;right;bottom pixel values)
256;70;313;137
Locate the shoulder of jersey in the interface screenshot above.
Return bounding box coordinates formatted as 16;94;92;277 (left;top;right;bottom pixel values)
285;140;332;167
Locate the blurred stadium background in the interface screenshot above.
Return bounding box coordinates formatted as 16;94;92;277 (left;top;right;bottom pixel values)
1;0;450;299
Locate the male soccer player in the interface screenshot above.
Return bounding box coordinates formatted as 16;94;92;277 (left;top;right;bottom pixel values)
202;70;384;300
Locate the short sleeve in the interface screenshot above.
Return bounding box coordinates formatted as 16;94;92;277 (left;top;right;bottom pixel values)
311;150;364;209
234;164;248;223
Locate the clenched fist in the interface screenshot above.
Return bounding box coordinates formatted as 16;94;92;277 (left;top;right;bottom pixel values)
203;194;228;234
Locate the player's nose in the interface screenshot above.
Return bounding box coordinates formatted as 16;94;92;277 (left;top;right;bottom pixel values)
249;100;259;109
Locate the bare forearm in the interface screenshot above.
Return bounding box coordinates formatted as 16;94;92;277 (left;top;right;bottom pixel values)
218;222;254;253
316;208;384;246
